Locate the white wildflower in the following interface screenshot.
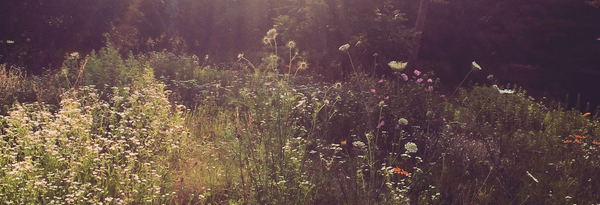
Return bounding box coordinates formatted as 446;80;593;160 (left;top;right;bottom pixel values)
404;142;418;153
493;85;515;94
388;61;408;71
339;44;350;52
398;118;408;125
471;61;482;70
352;141;367;150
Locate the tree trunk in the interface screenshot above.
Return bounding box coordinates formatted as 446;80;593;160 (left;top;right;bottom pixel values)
409;0;430;69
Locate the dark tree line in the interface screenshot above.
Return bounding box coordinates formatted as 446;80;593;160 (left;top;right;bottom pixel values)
1;0;599;102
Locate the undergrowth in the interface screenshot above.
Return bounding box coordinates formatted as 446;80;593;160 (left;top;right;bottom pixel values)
1;34;600;204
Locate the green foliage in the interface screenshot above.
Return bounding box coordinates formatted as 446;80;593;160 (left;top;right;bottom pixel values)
0;79;188;204
83;46;146;90
3;43;600;204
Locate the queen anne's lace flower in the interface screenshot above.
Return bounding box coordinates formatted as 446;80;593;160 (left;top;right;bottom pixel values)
405;142;418;153
339;44;350;52
388;61;407;71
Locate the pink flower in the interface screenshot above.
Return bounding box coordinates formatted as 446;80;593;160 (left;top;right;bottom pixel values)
414;70;421;76
442;117;446;121
379;79;384;83
440;95;445;98
428;86;433;91
401;74;408;81
427;78;432;83
385;96;389;100
377;120;385;128
417;78;423;83
371;89;376;93
395;124;400;129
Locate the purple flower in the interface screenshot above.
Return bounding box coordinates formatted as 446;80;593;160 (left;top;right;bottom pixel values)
401;74;408;81
414;70;421;76
428;86;433;91
427;78;433;83
379;79;384;83
395;124;400;129
417;78;423;83
377;120;385;128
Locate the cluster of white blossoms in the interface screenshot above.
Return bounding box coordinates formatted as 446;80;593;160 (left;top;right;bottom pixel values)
404;142;418;153
388;61;408;72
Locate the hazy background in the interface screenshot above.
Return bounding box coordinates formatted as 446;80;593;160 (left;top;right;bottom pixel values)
1;0;599;108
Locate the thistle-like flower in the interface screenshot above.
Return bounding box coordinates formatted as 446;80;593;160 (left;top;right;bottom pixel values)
401;74;408;81
297;61;308;70
262;36;271;45
414;70;421;76
388;61;408;72
339;44;350;52
266;29;277;39
286;41;296;49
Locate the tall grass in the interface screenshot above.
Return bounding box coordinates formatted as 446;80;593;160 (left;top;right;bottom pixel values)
2;41;600;204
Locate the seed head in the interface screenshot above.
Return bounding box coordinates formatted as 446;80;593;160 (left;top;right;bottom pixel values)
287;41;296;48
297;61;308;70
266;29;277;39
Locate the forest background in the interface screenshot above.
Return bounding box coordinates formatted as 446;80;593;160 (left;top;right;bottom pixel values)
1;0;600;108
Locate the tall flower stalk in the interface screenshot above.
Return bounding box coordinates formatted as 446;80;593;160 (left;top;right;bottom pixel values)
339;44;357;76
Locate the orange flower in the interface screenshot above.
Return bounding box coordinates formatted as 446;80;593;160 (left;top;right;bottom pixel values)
393;167;410;176
575;135;586;139
575;139;582;144
583;112;591;117
341;140;347;146
593;141;600;146
563;140;573;144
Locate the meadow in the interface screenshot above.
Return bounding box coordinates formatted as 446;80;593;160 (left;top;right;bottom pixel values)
2;40;600;204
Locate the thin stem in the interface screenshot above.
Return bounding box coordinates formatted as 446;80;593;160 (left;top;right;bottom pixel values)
346;51;358;76
372;55;377;77
288;49;293;75
447;69;473;101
